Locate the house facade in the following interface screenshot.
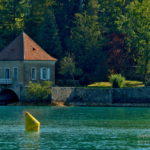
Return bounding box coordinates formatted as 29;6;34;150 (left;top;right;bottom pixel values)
0;32;57;102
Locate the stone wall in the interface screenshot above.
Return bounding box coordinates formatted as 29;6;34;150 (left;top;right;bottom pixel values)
113;87;150;103
52;87;150;105
52;87;112;105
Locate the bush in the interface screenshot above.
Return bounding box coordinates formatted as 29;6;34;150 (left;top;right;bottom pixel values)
79;75;90;86
109;74;125;88
26;81;52;101
56;79;80;86
145;80;150;86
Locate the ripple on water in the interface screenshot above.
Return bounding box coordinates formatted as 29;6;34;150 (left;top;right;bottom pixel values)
1;106;150;149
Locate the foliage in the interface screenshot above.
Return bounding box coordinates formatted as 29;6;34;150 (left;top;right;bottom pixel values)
59;56;75;77
115;0;150;81
98;0;129;75
145;80;150;86
36;9;62;59
70;0;108;82
0;0;150;84
109;74;126;88
0;0;30;49
59;55;82;85
25;0;55;37
54;0;81;51
26;81;52;101
56;79;80;87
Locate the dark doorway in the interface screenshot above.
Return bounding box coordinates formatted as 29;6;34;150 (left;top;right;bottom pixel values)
0;89;19;105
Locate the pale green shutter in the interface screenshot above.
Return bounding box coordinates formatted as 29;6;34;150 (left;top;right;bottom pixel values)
47;68;50;80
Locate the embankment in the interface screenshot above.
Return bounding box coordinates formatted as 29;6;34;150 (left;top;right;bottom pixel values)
52;87;150;106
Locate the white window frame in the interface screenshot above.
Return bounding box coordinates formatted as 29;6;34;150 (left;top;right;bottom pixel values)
40;67;51;80
13;67;18;81
40;67;47;80
31;67;36;80
5;68;10;79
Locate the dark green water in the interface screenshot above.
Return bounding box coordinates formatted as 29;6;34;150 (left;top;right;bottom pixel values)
1;106;150;150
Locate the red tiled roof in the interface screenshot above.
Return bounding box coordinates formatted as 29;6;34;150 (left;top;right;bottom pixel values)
0;32;57;61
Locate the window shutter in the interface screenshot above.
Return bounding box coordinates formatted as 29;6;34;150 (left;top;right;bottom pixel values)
40;68;43;80
47;68;50;80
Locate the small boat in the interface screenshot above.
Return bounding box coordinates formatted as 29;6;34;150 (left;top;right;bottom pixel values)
25;112;40;132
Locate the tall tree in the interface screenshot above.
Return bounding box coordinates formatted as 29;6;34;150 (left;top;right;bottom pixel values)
36;9;62;59
25;0;55;38
59;55;82;85
0;0;30;49
70;0;107;82
54;0;81;52
97;0;129;75
116;0;150;81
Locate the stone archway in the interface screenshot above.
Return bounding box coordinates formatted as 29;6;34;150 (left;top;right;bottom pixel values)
0;89;19;105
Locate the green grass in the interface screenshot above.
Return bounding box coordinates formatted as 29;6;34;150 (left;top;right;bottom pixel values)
88;82;112;88
125;80;144;87
88;80;144;88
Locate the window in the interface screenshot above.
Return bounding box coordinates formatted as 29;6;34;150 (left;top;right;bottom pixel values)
31;68;36;80
40;68;50;80
13;68;18;80
5;68;10;79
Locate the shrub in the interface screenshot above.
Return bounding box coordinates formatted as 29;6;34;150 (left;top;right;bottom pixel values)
109;74;125;88
79;75;90;86
145;80;150;86
26;81;52;101
56;79;80;87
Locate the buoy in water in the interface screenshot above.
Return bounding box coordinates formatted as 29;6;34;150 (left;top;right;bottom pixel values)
25;112;40;132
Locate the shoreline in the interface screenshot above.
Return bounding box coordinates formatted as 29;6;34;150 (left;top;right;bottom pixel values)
4;102;150;107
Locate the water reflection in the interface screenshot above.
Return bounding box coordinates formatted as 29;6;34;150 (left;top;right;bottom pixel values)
20;132;40;150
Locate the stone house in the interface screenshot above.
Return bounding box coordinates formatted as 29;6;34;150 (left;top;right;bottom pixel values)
0;32;57;103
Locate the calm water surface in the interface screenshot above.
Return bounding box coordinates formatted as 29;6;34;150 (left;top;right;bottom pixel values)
1;106;150;150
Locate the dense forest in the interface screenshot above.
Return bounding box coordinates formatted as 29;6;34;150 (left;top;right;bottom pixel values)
0;0;150;85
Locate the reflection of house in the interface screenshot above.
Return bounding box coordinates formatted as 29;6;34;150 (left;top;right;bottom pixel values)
0;32;57;86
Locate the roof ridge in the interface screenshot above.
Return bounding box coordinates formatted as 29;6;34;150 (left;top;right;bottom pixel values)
0;34;22;52
0;32;57;61
23;32;57;61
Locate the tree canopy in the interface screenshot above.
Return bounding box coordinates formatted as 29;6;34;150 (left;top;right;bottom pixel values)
0;0;149;84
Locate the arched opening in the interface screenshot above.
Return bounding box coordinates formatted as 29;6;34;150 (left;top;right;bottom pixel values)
0;89;19;105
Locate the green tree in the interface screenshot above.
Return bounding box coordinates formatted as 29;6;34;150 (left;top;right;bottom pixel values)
25;0;55;37
0;0;30;49
116;0;150;81
0;0;29;31
54;0;81;52
59;55;82;84
70;0;107;82
36;9;62;59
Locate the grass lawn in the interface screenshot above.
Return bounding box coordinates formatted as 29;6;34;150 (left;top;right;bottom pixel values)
88;80;144;88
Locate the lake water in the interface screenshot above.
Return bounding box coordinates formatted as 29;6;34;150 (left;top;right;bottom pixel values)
1;106;150;150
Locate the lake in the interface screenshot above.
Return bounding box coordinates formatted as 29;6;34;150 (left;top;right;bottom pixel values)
1;106;150;150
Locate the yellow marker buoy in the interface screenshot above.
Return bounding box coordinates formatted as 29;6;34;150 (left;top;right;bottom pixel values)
25;112;40;132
